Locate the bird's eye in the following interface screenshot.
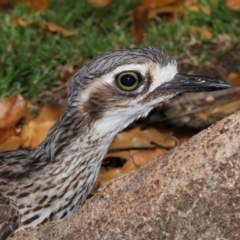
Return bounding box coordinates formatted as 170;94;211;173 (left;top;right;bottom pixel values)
116;72;140;91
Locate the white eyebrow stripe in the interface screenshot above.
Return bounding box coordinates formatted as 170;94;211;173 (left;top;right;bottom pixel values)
149;62;178;92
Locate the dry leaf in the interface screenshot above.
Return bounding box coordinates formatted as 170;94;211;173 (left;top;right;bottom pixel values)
0;95;26;150
10;18;74;38
17;0;49;12
35;105;63;122
97;168;123;185
136;0;211;25
141;127;176;147
140;0;181;20
149;4;182;19
109;126;176;149
11;18;28;27
107;151;131;161
189;25;212;39
106;126;176;160
131;0;184;43
0;136;22;152
142;0;178;8
225;0;240;11
121;148;166;173
226;72;240;86
88;0;111;7
40;21;74;37
200;28;212;39
141;0;211;19
21;120;56;148
0;95;26;129
131;5;149;44
97;148;167;191
106;128;139;160
183;0;211;15
0;0;9;7
20;106;63;149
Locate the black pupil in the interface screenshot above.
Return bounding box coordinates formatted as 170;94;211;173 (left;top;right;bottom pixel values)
120;74;137;87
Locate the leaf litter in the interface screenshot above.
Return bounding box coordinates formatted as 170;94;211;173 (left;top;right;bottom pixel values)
0;95;26;152
11;18;74;38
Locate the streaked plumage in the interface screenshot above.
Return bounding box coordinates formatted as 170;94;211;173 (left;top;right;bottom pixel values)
0;47;230;239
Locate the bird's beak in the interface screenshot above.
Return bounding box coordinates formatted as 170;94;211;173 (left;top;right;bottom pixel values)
160;73;231;93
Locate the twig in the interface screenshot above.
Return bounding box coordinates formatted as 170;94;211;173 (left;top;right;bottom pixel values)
149;96;240;124
108;144;173;153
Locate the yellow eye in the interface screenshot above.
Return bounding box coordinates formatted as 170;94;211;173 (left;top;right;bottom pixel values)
116;72;140;91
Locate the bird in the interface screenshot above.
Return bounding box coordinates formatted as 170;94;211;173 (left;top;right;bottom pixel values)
0;47;230;239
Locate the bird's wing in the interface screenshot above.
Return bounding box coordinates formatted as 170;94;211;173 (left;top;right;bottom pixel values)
0;192;20;240
0;149;35;181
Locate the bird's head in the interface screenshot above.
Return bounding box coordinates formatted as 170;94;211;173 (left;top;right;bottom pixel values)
66;47;230;134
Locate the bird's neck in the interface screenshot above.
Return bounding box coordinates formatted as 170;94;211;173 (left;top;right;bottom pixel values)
33;107;116;171
17;108;117;227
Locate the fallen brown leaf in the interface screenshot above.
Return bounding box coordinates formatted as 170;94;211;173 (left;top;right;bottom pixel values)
131;0;181;43
40;21;74;37
0;95;26;151
96;147;167;189
131;0;212;44
131;5;149;44
11;18;28;27
106;126;176;176
184;0;211;15
88;0;111;7
121;148;166;173
142;0;211;19
21;120;56;149
17;0;49;12
142;127;176;147
106;126;175;161
0;0;9;7
146;0;182;19
0;136;22;152
189;25;212;39
142;0;181;20
35;105;63;122
10;18;74;38
226;72;240;86
142;0;177;8
98;168;123;185
20;106;63;149
225;0;240;11
0;95;26;129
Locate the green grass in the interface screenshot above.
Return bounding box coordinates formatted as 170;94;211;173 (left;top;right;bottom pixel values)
0;0;240;100
143;1;240;52
0;0;140;100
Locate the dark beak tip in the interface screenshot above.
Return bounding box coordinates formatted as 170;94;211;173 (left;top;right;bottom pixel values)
221;82;232;89
219;85;231;90
160;73;232;93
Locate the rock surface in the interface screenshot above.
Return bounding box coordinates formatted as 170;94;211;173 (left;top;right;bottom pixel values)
11;111;240;240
